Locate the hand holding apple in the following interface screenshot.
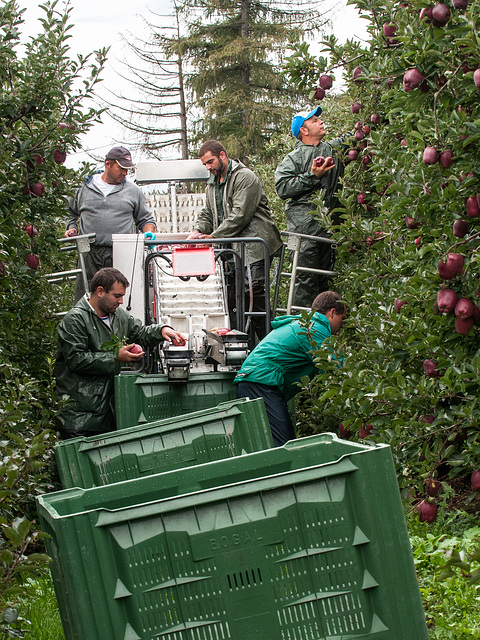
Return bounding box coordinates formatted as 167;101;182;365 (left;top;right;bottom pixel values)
161;326;187;343
116;343;145;362
311;157;335;177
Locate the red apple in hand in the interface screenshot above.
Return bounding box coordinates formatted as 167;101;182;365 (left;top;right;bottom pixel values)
130;344;143;354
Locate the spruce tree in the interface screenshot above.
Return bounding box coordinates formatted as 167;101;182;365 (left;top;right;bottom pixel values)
182;0;332;161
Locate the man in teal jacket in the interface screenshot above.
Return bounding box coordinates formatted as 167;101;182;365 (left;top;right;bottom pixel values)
55;267;184;439
234;291;346;446
275;108;350;309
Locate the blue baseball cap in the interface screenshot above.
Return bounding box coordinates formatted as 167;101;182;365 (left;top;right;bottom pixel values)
291;106;323;138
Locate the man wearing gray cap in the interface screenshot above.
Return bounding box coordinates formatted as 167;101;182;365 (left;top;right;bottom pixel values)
275;108;350;309
65;147;156;301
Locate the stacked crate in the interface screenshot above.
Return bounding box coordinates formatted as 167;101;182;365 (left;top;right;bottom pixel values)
38;385;429;640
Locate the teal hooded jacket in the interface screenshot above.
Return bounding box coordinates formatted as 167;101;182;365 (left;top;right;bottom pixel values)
233;312;332;401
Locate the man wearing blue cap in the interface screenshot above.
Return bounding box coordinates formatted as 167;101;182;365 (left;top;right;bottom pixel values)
274;107;350;309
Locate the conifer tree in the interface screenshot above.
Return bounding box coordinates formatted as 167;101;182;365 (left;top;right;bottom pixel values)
182;0;332;160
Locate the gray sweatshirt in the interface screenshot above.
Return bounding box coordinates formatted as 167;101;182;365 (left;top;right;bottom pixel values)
66;173;155;246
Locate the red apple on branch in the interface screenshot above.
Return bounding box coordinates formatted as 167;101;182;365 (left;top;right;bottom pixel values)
455;317;474;334
403;68;424;91
474;69;480;90
318;74;333;89
455;298;474;319
424;478;441;497
25;224;38;238
437;289;458;313
439;149;454;168
453;219;468;238
423;147;439;164
423;359;440;377
466;196;480;217
26;254;39;270
432;2;450;26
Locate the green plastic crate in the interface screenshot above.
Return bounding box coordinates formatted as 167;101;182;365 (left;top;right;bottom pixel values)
37;434;429;640
55;398;273;489
114;371;237;429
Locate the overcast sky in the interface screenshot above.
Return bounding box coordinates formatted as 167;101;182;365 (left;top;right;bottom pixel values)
23;0;369;169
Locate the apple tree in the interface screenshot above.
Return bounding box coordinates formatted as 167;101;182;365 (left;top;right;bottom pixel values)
285;0;480;513
0;0;107;619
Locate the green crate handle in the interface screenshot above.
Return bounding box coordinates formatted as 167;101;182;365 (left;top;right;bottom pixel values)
94;456;359;528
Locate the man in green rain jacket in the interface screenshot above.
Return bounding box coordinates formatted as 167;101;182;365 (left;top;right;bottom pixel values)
187;140;283;341
275;107;351;309
234;291;346;446
55;267;184;439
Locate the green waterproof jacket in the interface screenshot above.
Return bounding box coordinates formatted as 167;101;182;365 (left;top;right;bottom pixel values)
55;296;170;436
233;312;332;400
195;159;283;264
274;135;351;233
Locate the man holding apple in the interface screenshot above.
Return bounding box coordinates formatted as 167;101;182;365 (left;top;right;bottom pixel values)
55;267;184;439
275;107;351;309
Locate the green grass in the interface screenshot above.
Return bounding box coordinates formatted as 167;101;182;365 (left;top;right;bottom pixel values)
407;510;480;639
2;573;65;640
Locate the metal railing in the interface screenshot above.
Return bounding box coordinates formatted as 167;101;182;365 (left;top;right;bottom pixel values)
278;231;337;315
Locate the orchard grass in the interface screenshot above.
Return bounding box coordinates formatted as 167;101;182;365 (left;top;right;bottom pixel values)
407;509;480;639
9;573;65;640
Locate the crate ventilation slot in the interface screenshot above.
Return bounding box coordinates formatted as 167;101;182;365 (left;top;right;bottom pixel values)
227;568;262;590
